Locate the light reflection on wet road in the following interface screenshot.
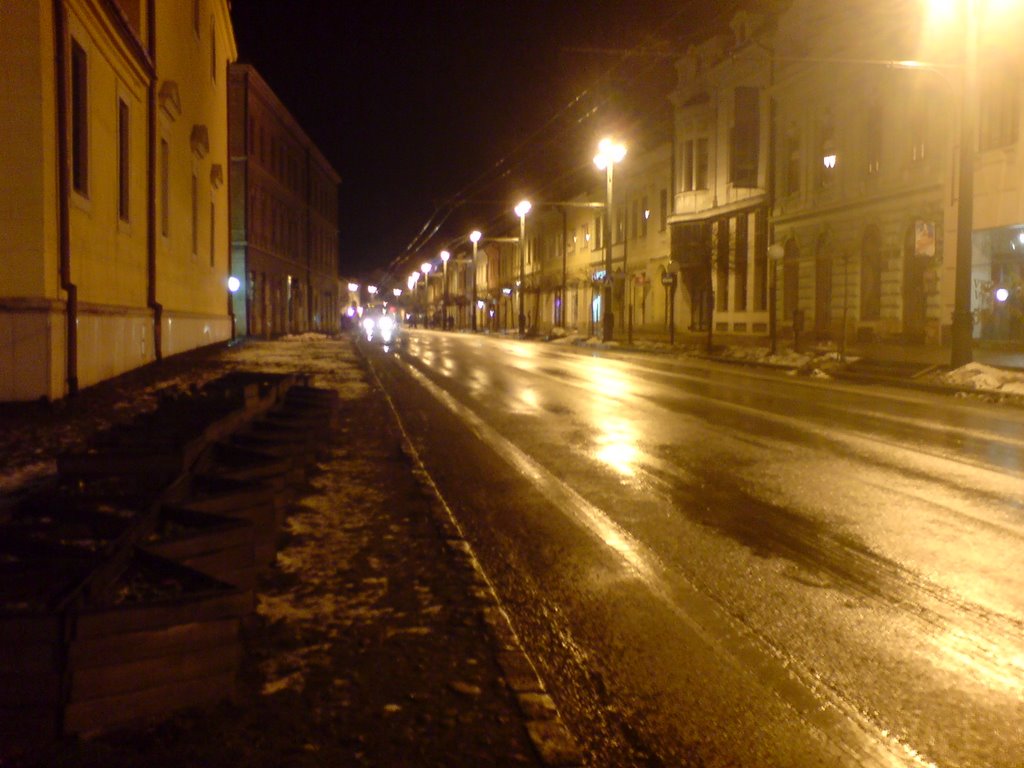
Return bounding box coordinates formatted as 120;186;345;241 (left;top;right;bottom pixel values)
366;331;1024;768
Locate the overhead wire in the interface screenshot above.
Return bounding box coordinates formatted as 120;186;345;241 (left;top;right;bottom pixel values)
385;0;743;281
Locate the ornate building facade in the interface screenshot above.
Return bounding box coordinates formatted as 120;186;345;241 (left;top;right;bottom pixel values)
0;0;237;401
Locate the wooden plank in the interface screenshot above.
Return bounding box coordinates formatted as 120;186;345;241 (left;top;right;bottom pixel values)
75;590;252;638
0;668;63;704
69;617;238;667
0;706;60;747
69;642;239;701
64;670;236;735
0;612;65;644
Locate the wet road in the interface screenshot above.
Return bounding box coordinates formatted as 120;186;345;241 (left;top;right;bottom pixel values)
363;330;1024;768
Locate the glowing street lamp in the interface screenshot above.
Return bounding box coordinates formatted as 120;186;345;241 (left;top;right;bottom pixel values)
393;288;402;298
440;250;451;330
470;230;482;332
594;138;626;342
421;262;433;327
514;200;531;335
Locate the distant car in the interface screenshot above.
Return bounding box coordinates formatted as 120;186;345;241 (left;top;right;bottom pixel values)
359;310;401;346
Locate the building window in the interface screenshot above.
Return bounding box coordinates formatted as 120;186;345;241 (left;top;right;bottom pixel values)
192;0;200;35
692;139;708;191
716;220;730;312
640;195;649;238
659;189;668;232
730;86;760;187
615;205;625;244
783;238;800;318
683;139;694;191
860;225;882;320
734;214;748;311
594;215;603;249
682;138;710;191
630;199;639;240
117;98;130;221
191;173;198;257
979;70;1020;151
70;39;89;196
865;100;882;175
160;139;169;236
785;124;801;195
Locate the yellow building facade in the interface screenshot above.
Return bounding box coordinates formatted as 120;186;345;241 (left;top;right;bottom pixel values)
0;0;236;402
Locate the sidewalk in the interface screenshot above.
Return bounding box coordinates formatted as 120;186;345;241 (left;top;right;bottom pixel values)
0;338;578;768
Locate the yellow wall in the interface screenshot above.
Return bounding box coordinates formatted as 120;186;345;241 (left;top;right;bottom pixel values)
0;1;58;299
65;0;150;310
154;0;235;318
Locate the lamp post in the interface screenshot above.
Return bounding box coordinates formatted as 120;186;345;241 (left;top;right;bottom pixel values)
594;138;626;342
514;200;531;336
768;243;785;355
440;250;451;331
407;272;420;326
421;262;433;328
470;230;481;332
949;1;979;367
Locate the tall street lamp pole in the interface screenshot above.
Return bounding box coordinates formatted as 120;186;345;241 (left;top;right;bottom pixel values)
514;200;531;336
440;250;450;331
594;138;626;343
470;230;481;332
420;261;433;328
951;1;978;368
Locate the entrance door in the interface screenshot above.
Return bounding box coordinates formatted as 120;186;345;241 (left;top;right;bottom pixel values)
814;236;832;339
903;225;927;341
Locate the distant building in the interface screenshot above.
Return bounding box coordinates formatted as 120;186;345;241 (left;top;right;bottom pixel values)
228;64;341;338
0;0;237;402
669;0;1024;351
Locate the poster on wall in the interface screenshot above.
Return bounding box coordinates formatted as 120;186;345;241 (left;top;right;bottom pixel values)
915;220;936;258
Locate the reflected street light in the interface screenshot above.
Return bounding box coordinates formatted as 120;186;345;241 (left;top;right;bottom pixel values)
440;250;451;331
514;200;531;335
470;230;482;332
594;138;626;342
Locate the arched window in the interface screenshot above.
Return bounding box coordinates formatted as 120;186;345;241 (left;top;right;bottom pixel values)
860;225;883;320
783;238;800;318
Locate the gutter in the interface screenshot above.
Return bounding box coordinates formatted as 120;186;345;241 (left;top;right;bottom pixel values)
53;0;78;396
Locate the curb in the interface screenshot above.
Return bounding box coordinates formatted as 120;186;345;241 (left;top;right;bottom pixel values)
368;359;584;767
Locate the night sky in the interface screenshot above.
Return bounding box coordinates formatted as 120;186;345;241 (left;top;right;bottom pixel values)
230;1;735;281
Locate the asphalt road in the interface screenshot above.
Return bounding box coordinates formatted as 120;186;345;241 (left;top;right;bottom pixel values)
362;329;1024;768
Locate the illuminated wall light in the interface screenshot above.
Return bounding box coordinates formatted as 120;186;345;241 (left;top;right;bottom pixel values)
823;154;837;169
995;288;1010;303
227;276;241;293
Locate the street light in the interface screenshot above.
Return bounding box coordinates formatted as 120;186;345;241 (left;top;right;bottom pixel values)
514;200;531;335
470;230;482;332
950;1;979;367
421;262;433;328
440;250;451;331
594;137;626;342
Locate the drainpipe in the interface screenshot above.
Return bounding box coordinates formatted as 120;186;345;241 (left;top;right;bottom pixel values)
146;0;162;360
53;0;78;396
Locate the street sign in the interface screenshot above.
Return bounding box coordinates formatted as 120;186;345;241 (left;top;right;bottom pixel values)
661;273;676;286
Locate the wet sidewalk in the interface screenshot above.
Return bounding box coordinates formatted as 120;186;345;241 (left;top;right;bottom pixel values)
1;338;578;768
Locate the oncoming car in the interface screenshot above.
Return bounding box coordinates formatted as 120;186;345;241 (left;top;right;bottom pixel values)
360;309;402;346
